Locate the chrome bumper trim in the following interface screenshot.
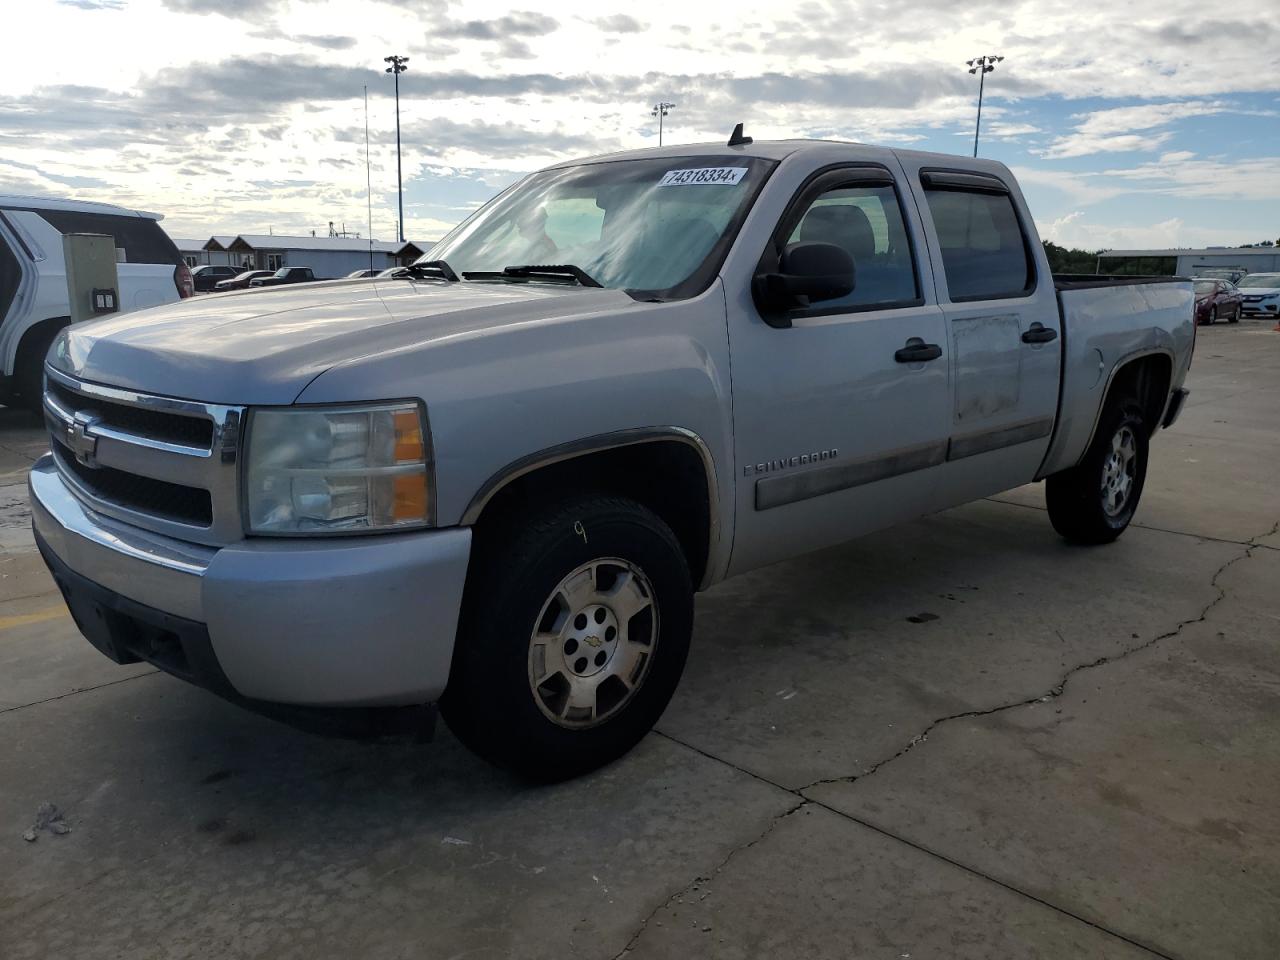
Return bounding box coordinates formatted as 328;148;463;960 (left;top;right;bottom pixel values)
30;454;212;620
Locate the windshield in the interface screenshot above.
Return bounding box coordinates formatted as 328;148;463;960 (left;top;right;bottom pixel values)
1193;281;1217;295
273;268;290;278
1237;273;1280;288
422;155;776;298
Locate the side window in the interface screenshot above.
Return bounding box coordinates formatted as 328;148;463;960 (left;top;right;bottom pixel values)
786;183;919;310
922;187;1033;301
34;211;180;266
266;254;283;271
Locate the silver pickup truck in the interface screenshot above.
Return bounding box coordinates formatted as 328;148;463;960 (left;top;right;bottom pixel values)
31;138;1194;779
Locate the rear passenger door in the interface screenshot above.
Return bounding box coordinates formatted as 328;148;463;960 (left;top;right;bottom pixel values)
901;164;1062;507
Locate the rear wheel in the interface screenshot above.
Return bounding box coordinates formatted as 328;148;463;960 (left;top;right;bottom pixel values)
442;495;693;781
1045;397;1149;544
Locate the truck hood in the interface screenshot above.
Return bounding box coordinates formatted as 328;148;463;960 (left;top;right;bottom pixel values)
52;278;634;404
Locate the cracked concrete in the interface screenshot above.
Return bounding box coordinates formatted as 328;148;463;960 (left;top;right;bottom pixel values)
2;320;1279;959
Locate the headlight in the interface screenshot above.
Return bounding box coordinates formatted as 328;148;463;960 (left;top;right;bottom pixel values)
245;402;432;534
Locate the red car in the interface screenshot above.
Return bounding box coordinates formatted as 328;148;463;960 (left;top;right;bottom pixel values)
1192;278;1242;325
213;269;274;292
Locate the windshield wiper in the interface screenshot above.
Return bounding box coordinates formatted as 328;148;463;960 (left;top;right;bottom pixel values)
461;264;602;288
404;259;459;281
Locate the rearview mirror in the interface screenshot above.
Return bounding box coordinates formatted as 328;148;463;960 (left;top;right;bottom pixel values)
752;242;856;328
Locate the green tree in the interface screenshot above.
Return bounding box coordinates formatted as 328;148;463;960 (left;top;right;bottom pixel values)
1042;241;1104;275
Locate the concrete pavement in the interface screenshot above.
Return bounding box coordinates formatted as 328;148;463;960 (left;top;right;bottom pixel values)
1;319;1277;959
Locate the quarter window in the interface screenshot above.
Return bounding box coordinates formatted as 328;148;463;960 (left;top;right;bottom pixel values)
786;183;919;310
923;187;1034;301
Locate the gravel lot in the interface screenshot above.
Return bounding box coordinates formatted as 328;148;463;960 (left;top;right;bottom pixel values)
2;320;1278;960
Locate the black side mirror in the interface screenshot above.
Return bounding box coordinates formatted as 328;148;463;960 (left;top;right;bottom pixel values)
752;242;856;328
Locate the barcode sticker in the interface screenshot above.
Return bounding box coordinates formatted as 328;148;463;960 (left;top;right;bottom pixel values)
658;167;748;186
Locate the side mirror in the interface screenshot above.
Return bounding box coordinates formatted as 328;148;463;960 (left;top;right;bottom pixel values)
752;242;856;328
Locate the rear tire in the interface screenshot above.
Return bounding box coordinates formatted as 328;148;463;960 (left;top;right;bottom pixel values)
1045;397;1149;544
442;495;693;781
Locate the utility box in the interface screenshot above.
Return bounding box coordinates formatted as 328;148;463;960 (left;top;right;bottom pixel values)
63;233;120;325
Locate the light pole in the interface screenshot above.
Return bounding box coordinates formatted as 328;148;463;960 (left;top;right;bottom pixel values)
966;54;1003;158
651;101;675;146
384;54;409;242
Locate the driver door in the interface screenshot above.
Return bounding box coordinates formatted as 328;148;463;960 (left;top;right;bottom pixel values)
726;163;952;576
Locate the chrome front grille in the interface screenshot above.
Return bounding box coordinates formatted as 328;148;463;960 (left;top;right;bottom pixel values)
43;366;244;546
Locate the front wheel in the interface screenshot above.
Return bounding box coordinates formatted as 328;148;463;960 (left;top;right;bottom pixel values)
1045;397;1149;544
442;496;693;781
1229;307;1240;323
1208;306;1217;324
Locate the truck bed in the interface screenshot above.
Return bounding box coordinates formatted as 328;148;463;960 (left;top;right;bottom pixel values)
1036;275;1195;479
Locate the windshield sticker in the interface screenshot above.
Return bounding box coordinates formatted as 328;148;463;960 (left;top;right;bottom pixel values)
658;167;748;187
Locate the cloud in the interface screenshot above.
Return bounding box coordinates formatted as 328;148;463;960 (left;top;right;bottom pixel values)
438;11;559;41
295;34;358;50
56;0;125;9
159;0;285;19
1041;100;1228;158
593;14;645;33
1039;211;1191;251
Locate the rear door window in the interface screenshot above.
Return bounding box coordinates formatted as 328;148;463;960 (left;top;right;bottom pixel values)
31;210;179;265
922;183;1034;301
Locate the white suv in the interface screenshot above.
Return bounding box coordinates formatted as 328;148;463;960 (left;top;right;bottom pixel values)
0;195;191;409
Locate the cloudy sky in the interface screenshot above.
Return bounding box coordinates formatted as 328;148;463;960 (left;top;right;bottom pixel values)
3;0;1278;251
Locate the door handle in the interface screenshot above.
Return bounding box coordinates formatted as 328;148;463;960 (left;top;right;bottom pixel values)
895;338;943;363
1021;324;1058;344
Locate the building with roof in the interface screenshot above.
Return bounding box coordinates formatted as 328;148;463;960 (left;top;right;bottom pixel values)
1098;247;1280;278
205;235;431;277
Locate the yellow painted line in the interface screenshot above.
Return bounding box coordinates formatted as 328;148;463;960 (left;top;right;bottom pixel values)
0;607;69;630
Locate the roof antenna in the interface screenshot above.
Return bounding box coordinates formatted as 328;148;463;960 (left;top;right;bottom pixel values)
727;122;753;147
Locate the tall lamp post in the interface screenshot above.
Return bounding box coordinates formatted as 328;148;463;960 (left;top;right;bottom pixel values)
966;54;1003;158
384;54;409;242
651;101;675;146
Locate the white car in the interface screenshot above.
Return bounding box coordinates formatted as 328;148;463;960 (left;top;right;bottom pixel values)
0;195;191;408
1236;272;1280;320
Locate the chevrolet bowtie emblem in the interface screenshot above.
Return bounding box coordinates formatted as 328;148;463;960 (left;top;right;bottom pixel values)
583;635;602;648
64;413;101;467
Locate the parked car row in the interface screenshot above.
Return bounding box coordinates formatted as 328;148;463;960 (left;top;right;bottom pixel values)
1191;273;1280;324
213;269;274;291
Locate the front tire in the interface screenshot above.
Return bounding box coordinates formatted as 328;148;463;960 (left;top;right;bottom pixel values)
442;496;693;781
1207;306;1217;324
1045;397;1149;544
1229;307;1240;323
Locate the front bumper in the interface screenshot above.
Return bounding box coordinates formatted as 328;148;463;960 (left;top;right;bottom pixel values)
31;455;472;721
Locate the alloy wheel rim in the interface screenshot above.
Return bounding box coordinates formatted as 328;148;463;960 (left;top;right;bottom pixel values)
527;558;658;729
1100;425;1138;517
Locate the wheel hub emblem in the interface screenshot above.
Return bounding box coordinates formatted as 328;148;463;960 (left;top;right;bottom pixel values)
583;635;602;648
